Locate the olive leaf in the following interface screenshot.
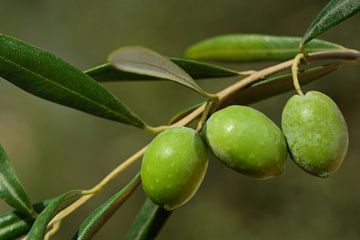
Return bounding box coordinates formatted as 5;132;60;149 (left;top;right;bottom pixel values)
86;58;238;82
0;34;146;129
108;46;214;98
0;201;48;240
0;211;33;240
0;144;35;217
73;173;140;240
126;198;171;240
301;0;360;48
27;190;82;239
185;34;345;62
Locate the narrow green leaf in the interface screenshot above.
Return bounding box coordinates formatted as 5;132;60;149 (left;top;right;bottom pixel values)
0;201;47;240
74;173;140;240
301;0;360;47
0;144;35;217
126;198;171;240
86;58;238;82
219;63;342;107
0;34;146;128
27;190;82;239
185;34;344;62
108;46;213;98
0;212;33;240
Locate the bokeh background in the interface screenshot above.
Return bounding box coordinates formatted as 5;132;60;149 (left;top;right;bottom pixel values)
0;0;360;239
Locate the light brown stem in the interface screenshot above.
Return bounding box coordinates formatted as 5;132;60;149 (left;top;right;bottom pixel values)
292;53;305;96
47;146;146;232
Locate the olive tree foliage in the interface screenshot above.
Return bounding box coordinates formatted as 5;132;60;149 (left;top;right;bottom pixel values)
0;0;359;239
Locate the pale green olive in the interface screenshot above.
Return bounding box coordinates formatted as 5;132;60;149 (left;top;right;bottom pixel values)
141;127;208;210
203;105;288;179
282;91;348;177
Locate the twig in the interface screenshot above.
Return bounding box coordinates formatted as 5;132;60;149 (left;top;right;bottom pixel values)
292;53;305;96
47;146;146;231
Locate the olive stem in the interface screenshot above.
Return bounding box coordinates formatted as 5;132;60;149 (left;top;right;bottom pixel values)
195;100;214;133
238;70;258;76
205;92;220;101
44;221;61;240
146;125;171;135
85;147;145;195
292;53;305;96
46;147;146;234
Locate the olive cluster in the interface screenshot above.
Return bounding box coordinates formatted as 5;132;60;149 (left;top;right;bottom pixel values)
141;91;348;210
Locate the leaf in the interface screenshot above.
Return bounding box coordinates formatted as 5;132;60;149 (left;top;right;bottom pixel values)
219;63;342;108
0;212;33;240
108;46;213;98
85;58;238;82
27;190;82;239
0;201;48;240
301;0;360;47
0;34;146;128
73;173;140;240
126;198;171;240
0;144;35;217
185;34;345;62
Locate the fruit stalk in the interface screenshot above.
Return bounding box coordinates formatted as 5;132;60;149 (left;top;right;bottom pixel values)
291;53;306;96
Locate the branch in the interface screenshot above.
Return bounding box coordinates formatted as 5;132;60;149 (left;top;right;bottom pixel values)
45;48;360;238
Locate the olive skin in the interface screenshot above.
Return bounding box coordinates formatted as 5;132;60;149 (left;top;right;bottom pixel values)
281;91;348;177
203;105;288;179
141;127;208;210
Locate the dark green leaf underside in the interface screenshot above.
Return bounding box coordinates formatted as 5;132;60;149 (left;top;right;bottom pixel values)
74;173;140;240
301;0;360;46
0;201;48;240
0;144;34;217
0;212;33;240
126;198;171;240
85;58;238;82
185;34;344;62
0;34;145;128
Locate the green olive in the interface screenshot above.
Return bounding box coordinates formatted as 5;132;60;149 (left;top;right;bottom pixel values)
281;91;348;177
141;127;208;210
203;105;288;179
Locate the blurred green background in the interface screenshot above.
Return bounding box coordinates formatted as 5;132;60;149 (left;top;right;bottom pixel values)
0;0;360;239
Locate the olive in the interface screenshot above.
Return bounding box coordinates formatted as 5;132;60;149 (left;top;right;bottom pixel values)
141;127;208;210
203;105;288;179
281;91;349;177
